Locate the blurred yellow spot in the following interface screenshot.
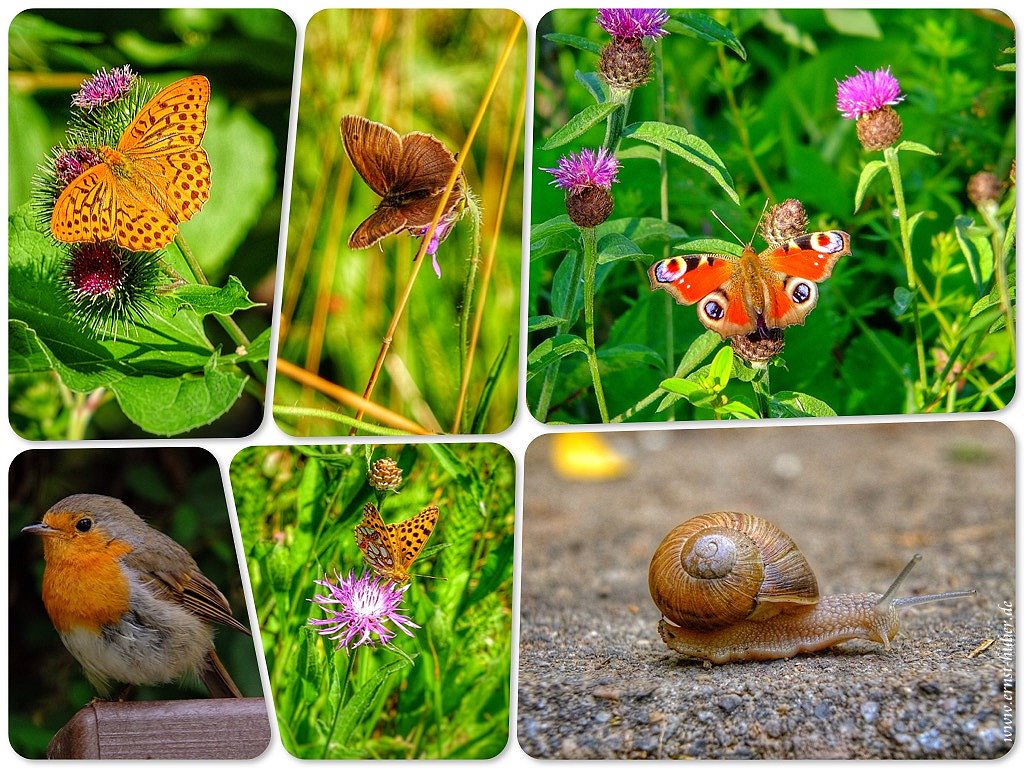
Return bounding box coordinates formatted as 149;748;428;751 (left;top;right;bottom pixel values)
551;432;630;481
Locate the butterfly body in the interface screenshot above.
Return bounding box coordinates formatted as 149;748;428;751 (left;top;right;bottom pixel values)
50;75;211;252
648;231;851;339
355;502;439;583
340;115;462;250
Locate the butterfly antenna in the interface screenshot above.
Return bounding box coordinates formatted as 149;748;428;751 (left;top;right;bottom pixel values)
710;209;745;247
750;199;772;245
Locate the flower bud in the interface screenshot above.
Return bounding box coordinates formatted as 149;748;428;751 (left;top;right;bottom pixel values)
369;457;403;492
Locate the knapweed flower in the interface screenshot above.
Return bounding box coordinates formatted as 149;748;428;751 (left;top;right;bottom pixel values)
760;198;808;247
62;242;161;338
836;66;905;151
967;171;1002;207
308;570;419;652
542;147;621;228
71;65;136;110
369;457;403;492
596;9;669;90
596;9;671;39
731;327;785;364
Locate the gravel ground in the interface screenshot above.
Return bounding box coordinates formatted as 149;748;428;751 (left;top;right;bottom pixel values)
518;421;1015;759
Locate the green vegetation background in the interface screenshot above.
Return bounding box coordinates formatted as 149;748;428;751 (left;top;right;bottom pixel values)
529;9;1015;421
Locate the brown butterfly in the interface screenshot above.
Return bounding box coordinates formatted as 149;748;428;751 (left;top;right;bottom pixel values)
354;502;439;583
340;115;464;250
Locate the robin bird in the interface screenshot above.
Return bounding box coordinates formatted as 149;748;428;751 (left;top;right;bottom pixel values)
22;493;251;699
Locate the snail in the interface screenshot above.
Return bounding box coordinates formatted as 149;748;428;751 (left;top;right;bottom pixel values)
648;512;974;663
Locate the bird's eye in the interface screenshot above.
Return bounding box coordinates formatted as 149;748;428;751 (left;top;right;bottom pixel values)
75;517;93;533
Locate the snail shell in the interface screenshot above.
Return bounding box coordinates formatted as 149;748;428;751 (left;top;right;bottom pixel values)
648;511;819;630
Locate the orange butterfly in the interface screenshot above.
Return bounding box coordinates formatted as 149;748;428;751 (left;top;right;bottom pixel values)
50;75;212;252
354;502;439;583
648;231;851;339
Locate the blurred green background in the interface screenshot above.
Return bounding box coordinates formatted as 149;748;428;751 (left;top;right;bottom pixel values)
8;8;296;438
8;447;264;759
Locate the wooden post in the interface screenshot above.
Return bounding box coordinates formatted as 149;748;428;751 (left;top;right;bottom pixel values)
46;698;272;759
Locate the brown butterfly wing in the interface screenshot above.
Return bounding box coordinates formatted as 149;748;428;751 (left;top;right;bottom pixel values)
340;115;403;197
394;132;458;197
348;206;409;249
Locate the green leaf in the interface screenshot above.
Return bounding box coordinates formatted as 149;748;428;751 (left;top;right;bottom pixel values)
545;32;603;55
823;9;882;38
677;331;722;378
470;335;512;434
327;657;411;753
574;70;607;104
110;356;248;435
895;140;939;156
526;334;588;380
622;121;738;203
615;144;660;162
171;276;262;317
892;286;914;315
238;326;272;364
659;377;704;398
8;320;54;374
675;238;743;257
528;315;565;332
760;9;817;54
955;215;994;289
666;12;746;60
596;232;647;264
542;102;621;150
707;346;734;390
769;391;838;418
854;159;887;212
596;343;663;372
716;400;760;419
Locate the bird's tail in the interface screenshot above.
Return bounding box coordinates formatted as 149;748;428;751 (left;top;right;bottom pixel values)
201;648;243;698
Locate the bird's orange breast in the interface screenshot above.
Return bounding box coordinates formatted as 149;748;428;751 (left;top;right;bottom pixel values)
40;527;134;635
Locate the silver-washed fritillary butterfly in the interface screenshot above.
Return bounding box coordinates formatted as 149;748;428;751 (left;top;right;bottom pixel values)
355;502;438;582
50;75;212;252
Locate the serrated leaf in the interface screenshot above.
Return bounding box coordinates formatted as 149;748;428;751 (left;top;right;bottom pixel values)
545;32;603;55
111;356;248;435
666;12;746;60
172;275;262;317
623;121;737;203
542;102;621;150
854;159;887;212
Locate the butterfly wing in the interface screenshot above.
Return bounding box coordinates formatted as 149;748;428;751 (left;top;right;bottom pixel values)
763;231;851;329
50;164;120;244
648;254;737;306
348;206;410;249
394;132;458;198
356;503;403;580
390;505;439;569
118;76;210;158
341;115;403;197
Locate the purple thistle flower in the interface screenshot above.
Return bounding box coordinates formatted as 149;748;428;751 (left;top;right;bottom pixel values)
836;66;905;120
66;242;125;298
54;146;104;189
308;570;419;652
542;147;621;195
71;65;136;110
597;9;671;39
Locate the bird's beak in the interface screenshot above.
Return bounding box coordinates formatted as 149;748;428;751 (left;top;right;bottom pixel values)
22;522;55;537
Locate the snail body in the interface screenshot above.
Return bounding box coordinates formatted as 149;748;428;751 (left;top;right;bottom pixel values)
649;512;973;664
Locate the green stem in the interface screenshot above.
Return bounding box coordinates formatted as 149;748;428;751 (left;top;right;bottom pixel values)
321;646;358;759
174;234;267;385
882;146;928;406
581;226;609;422
457;194;484;397
535;249;585;421
717;46;773;200
604;88;632;152
273;405;413;436
750;364;771;418
654;39;675;421
982;200;1016;365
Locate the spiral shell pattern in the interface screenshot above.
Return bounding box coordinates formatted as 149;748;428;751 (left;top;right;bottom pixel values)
648;512;819;630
